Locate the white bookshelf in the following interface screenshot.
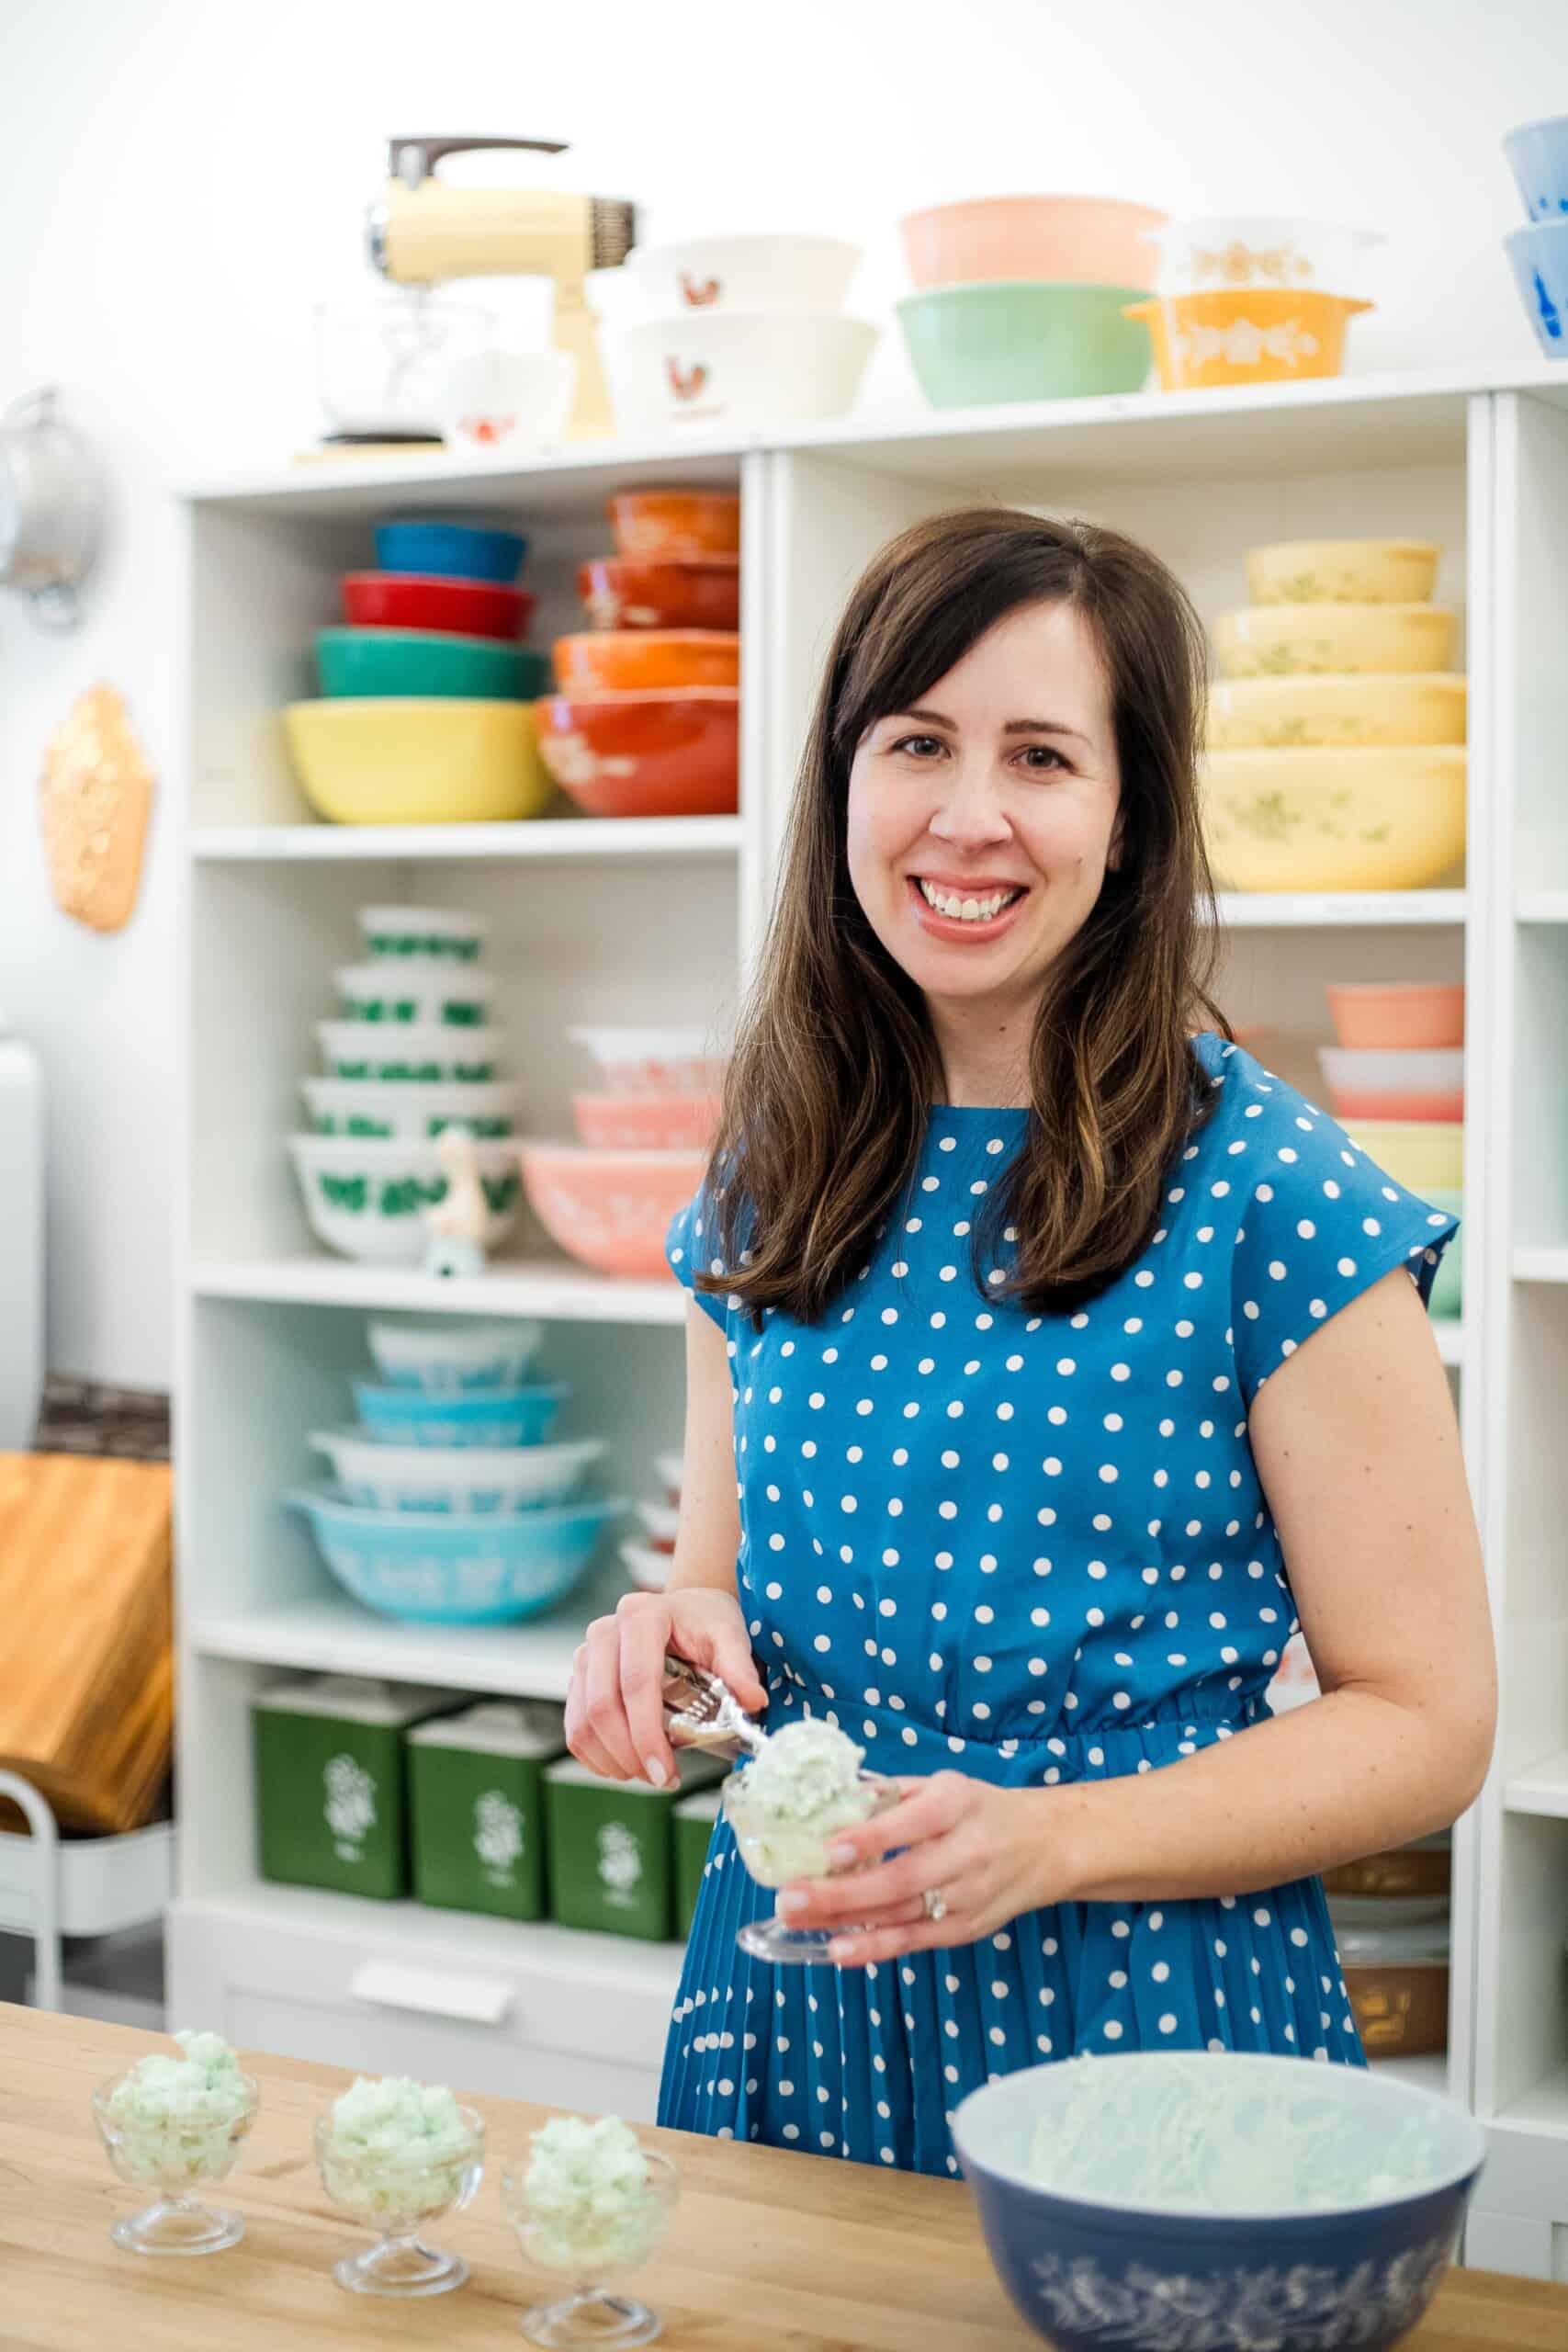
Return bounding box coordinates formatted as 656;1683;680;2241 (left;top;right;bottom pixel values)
171;371;1564;2213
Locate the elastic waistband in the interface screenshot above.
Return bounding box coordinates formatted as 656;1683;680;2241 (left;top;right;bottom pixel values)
767;1671;1270;1786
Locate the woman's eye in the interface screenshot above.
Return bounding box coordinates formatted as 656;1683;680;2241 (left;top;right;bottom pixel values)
1019;744;1066;771
890;733;943;757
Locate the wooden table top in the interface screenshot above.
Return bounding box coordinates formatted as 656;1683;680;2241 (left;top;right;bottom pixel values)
3;2004;1565;2349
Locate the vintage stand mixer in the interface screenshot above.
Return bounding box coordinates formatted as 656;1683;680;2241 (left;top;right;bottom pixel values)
323;135;637;445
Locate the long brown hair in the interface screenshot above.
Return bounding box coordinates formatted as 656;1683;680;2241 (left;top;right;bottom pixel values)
700;505;1228;1325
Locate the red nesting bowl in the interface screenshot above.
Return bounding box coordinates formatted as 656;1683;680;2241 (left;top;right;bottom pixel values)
535;688;739;819
577;556;740;632
342;572;536;642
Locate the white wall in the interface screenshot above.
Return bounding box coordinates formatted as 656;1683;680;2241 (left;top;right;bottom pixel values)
0;0;1551;1385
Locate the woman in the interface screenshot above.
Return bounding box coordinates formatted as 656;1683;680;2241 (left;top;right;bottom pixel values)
565;507;1495;2177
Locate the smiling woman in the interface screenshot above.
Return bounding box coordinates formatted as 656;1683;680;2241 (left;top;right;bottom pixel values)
562;506;1493;2183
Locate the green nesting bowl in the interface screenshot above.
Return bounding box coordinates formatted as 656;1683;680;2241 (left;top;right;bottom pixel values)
316;628;551;702
1424;1187;1462;1320
896;279;1154;407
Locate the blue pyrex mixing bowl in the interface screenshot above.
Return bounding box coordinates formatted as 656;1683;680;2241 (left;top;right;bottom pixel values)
373;520;527;582
352;1379;567;1448
287;1487;623;1624
953;2052;1484;2352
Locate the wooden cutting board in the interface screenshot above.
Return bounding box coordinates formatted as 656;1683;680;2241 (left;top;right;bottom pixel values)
0;1452;172;1834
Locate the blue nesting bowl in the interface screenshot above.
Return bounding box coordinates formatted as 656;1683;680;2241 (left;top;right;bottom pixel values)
374;520;527;582
287;1487;623;1624
1505;220;1568;356
953;2053;1484;2352
1505;114;1568;221
352;1379;567;1448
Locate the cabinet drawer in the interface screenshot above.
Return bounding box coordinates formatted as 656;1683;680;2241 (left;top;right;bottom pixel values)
169;1893;685;2119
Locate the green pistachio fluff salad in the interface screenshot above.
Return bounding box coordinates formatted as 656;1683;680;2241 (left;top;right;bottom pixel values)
517;2115;666;2276
319;2075;479;2224
1026;2054;1450;2214
103;2030;255;2185
725;1718;882;1886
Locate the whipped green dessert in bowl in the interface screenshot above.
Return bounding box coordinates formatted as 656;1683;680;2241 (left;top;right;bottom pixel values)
503;2112;677;2348
314;2073;484;2298
722;1717;900;1964
92;2029;259;2256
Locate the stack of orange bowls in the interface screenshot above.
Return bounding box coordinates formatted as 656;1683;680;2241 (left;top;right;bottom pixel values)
535;491;741;820
1317;980;1464;1319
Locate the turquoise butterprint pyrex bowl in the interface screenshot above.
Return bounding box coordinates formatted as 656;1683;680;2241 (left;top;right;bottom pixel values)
287;1487;623;1624
896;280;1153;407
316;628;549;701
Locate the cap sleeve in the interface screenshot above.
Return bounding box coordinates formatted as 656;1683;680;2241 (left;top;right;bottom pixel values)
665;1186;730;1331
1230;1101;1460;1407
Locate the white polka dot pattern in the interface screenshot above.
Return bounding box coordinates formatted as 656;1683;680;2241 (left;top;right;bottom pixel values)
657;1035;1450;2174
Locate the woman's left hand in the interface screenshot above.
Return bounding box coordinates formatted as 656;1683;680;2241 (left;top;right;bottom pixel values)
774;1770;1079;1965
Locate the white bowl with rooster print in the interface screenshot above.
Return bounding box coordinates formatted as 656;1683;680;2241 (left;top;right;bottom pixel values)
288;1135;522;1263
601;310;877;437
591;235;862;321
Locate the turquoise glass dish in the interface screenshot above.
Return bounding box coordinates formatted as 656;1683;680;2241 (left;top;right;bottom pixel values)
287;1487;622;1624
352;1380;567;1449
896;280;1153;407
316;628;549;700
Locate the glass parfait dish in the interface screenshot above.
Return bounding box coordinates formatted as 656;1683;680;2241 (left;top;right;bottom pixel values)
92;2064;260;2255
314;2093;484;2296
502;2121;678;2347
724;1761;901;1964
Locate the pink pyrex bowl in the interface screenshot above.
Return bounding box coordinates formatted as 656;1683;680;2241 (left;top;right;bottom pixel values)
519;1143;708;1279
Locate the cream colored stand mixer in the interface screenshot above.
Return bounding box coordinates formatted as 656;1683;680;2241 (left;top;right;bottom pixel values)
367;136;637;441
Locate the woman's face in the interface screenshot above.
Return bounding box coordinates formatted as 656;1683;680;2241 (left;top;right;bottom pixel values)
845;598;1122;1023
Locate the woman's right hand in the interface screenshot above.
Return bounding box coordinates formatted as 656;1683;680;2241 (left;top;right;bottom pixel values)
565;1586;768;1788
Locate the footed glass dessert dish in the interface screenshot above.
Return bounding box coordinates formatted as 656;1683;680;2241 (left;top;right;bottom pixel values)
722;1718;900;1964
92;2030;259;2255
314;2075;484;2296
504;2114;678;2346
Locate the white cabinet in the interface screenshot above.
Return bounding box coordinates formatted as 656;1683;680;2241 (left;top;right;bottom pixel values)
172;373;1568;2273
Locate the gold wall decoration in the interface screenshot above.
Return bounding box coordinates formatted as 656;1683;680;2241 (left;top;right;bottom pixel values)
39;684;154;933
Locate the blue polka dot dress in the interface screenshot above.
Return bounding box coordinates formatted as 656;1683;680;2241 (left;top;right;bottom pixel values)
657;1035;1459;2175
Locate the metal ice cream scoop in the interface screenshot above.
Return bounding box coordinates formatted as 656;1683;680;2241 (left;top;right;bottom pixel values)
661;1650;768;1762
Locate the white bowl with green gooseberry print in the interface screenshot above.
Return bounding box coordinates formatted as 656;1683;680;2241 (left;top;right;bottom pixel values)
358;905;486;964
288;1135;522;1263
316;1023;506;1083
301;1077;520;1141
333;965;493;1027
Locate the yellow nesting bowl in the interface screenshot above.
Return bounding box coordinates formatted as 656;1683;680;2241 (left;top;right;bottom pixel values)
1245;539;1441;605
1125;289;1371;389
281;698;552;826
1213;603;1456;679
1202;745;1466;892
1207;674;1467;750
1342;1119;1463;1194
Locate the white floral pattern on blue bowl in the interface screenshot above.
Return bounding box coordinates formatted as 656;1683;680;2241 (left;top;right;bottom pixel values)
367;1317;544;1392
287;1488;626;1625
353;1380;567;1448
309;1429;603;1511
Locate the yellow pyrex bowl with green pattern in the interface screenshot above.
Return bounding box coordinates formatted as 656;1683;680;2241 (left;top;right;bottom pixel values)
1207;674;1467;751
1213;604;1456;678
1201;746;1466;892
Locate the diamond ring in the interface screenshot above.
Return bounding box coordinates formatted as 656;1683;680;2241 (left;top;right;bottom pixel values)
922;1886;948;1924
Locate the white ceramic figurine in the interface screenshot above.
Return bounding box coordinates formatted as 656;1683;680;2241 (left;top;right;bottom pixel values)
423;1126;489;1279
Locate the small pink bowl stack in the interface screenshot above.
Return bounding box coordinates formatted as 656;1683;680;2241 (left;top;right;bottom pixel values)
1318;982;1465;1121
517;1027;728;1280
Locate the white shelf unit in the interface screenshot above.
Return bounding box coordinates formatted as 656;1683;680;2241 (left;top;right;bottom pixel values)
171;437;767;2120
171;375;1561;2204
